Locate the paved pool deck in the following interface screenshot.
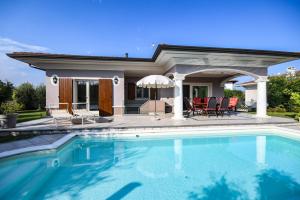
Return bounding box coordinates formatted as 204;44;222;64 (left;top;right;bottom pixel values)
0;113;299;158
0;113;298;134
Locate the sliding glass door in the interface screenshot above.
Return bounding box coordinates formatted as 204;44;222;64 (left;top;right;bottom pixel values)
89;80;99;111
74;80;99;111
192;86;208;98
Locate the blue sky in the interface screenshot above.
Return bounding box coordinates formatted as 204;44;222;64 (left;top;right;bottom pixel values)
0;0;300;85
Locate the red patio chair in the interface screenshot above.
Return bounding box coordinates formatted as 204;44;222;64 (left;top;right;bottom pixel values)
202;97;218;117
193;97;202;109
184;97;201;116
218;97;229;116
203;97;209;104
228;97;239;112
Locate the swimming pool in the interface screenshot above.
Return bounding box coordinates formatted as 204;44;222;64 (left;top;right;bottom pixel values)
0;133;300;199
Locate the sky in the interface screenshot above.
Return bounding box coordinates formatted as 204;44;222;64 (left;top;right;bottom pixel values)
0;0;300;86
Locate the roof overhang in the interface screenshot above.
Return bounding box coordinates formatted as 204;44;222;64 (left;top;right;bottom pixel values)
7;44;300;76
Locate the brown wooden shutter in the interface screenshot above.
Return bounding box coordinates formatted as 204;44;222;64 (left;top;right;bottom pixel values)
99;79;113;116
128;83;136;100
59;78;73;113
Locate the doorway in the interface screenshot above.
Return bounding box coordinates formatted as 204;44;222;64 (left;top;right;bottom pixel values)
192;85;208;98
74;80;99;111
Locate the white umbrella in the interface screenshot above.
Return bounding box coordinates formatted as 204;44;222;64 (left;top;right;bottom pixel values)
136;75;174;117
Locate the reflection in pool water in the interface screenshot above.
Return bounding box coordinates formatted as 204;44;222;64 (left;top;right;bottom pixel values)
0;134;300;199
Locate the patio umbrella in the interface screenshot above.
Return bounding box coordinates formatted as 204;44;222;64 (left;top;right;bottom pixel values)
136;75;174;117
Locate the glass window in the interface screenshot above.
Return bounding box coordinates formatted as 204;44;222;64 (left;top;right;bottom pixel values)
192;86;208;98
136;87;143;98
143;88;149;98
136;87;149;99
89;80;99;111
77;81;86;103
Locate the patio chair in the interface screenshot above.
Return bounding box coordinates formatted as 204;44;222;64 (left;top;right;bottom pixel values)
218;97;229;117
228;97;239;112
203;97;209;104
49;103;73;126
72;103;98;125
192;97;202;110
216;97;223;105
202;97;218;117
184;97;202;117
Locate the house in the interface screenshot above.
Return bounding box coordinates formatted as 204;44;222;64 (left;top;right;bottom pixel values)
240;68;300;109
239;81;257;109
7;44;300;119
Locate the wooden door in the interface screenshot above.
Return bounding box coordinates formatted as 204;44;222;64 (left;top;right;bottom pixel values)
59;78;73;113
127;83;135;100
99;79;113;116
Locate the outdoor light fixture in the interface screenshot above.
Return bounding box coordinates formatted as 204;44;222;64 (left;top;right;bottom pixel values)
51;74;59;86
113;76;119;85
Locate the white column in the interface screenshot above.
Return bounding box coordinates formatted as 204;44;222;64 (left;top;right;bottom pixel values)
255;76;268;118
173;73;185;120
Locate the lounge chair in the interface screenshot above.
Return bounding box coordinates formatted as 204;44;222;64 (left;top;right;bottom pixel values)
184;97;201;116
228;97;239;112
72;103;98;125
202;97;218;116
218;97;229;116
192;97;202;111
49;103;73;126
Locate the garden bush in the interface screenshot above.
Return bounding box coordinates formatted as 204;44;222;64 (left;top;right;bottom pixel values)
267;105;286;112
0;100;23;114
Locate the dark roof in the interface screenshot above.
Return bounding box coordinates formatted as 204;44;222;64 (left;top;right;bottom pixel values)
7;44;300;62
152;44;300;60
6;52;153;62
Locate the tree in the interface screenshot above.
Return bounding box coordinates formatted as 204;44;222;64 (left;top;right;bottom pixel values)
35;84;46;109
267;75;300;111
267;76;289;108
0;80;14;105
14;82;37;110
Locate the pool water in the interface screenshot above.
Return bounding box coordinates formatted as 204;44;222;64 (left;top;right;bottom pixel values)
1;134;300;200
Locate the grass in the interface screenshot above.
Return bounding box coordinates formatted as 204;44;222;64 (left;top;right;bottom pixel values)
249;111;297;119
267;112;297;119
17;110;47;123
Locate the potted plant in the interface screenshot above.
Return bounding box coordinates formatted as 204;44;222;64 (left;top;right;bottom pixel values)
0;100;22;128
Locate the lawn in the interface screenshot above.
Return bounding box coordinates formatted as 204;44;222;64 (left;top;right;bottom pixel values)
17;110;47;123
249;111;298;120
267;112;297;119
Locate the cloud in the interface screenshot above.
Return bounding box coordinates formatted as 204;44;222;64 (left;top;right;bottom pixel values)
0;37;49;85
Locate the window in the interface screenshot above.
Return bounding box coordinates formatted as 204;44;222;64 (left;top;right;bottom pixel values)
136;87;149;99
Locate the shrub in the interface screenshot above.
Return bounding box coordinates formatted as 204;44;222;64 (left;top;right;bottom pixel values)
267;105;286;112
0;100;23;114
295;113;300;122
289;92;300;112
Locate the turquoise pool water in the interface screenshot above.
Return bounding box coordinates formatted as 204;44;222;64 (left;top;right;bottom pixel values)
0;134;300;200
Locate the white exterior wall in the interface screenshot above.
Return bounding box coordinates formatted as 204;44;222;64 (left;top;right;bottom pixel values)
46;69;124;114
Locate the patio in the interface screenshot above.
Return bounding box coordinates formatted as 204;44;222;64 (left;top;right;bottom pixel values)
0;113;297;134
